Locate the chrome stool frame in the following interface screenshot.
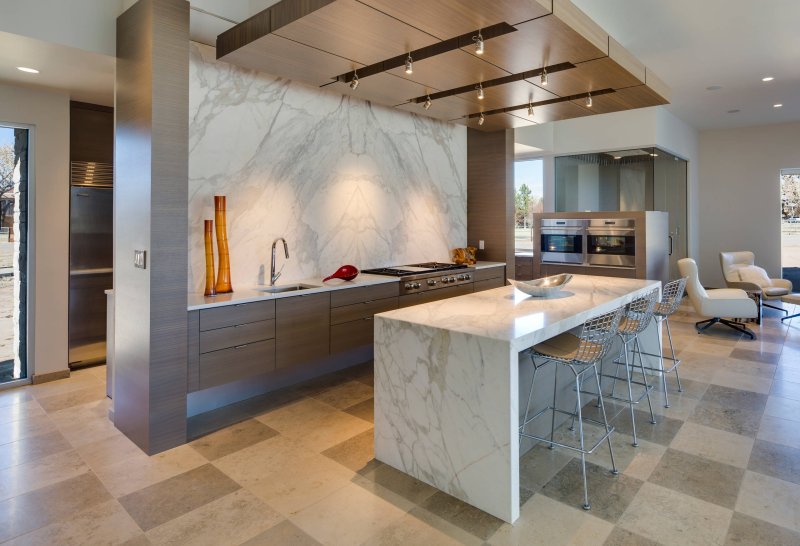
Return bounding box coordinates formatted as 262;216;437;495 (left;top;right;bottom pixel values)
632;278;688;408
520;307;624;510
600;288;660;447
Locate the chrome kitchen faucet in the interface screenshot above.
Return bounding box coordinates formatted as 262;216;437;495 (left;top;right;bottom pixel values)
270;237;289;286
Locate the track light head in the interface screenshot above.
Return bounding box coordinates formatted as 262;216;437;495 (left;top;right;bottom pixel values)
473;31;484;55
527;102;534;117
349;70;359;90
585;92;592;107
476;82;484;100
423;95;432;110
478;113;485;126
540;67;548;86
405;54;413;74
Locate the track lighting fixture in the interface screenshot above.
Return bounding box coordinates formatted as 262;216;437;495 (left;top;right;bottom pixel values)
540;67;548;86
478;113;485;126
585;92;592;107
405;54;413;74
476;82;484;100
349;70;359;90
473;31;484;55
527;102;534;117
423;95;432;110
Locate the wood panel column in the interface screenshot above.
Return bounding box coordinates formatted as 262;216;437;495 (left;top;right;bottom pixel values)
467;128;516;273
114;0;189;454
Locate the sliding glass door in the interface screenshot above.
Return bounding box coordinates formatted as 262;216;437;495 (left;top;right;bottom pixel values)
0;125;29;384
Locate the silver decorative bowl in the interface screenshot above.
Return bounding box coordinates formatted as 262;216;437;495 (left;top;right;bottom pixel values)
508;274;573;297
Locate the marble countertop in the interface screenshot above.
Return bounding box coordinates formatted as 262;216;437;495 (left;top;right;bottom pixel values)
375;274;660;351
186;261;507;311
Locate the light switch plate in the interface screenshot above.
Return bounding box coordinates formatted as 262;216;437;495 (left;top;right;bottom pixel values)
134;250;147;269
479;240;485;250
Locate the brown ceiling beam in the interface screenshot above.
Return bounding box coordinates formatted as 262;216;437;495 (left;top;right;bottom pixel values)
409;61;575;103
465;88;616;118
333;21;517;83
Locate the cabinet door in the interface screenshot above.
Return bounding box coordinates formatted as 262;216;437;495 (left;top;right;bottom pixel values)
474;278;505;292
276;292;330;369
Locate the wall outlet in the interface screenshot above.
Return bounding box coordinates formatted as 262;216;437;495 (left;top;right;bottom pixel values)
479;240;485;250
134;250;147;269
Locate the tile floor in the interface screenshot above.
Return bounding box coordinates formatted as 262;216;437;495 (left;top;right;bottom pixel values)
1;302;800;545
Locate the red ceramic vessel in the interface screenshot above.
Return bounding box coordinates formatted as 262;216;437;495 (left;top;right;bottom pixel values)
323;265;359;282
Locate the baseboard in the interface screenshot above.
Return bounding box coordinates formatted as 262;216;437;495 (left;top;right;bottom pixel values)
31;369;71;384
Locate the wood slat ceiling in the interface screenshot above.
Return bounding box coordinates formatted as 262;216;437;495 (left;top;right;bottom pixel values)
216;0;670;132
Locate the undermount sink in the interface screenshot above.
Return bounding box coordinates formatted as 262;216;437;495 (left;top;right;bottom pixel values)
257;283;320;294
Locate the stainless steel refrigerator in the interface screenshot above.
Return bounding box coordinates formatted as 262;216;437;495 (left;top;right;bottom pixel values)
68;168;113;369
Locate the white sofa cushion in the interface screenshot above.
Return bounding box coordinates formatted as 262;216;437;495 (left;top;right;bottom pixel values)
738;265;772;287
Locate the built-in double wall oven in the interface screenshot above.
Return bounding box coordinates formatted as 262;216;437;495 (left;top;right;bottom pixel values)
541;218;636;268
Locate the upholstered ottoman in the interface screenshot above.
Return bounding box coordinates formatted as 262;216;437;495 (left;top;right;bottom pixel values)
781;293;800;322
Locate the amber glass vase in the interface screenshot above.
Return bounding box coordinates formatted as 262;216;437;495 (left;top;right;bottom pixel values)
203;220;216;296
214;196;233;293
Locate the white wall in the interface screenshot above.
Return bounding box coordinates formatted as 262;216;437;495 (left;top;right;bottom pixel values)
0;83;70;377
188;43;467;292
0;0;124;56
697;121;800;287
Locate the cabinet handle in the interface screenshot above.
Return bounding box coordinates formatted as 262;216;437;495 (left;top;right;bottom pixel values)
362;300;374;304
234;344;248;349
363;317;373;321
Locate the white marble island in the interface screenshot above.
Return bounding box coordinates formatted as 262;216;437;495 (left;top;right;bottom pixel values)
373;275;661;523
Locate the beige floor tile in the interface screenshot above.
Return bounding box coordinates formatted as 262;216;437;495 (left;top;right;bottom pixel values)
720;357;776;379
29;373;103;400
146;489;282;546
343;397;374;423
0;449;88;501
215;436;355;517
75;433;145;471
0;400;45;426
757;414;800;450
48;398;118;448
724;511;800;546
6;499;142;546
291;481;408;546
670;422;754;468
289;410;374;453
189;419;279;461
0;413;55;446
0;472;112;543
619;440;667;481
650;393;699;420
321;428;374;472
119;464;240;531
36;383;108;414
255;397;337;433
489;494;613;546
362;510;470;546
710;370;772;394
310;380;373;410
764;395;800;422
240;520;320;545
0;430;72;471
0;389;33;410
356;463;439;506
618;482;732;546
736;470;800;533
93;444;208;497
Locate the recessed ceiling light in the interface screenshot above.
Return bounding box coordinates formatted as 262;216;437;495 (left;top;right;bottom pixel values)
613;156;621;160
762;77;774;82
16;66;39;74
706;85;722;91
727;109;741;113
774;103;783;108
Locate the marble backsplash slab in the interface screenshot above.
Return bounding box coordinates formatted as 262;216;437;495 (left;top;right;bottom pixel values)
188;43;467;292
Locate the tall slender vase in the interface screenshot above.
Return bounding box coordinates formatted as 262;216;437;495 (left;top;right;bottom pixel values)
214;196;233;293
203;220;216;296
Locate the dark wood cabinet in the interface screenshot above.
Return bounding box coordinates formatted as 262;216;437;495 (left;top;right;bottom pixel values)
199;339;276;390
474;278;505;292
329;285;399;354
276;292;330;370
199;300;275;331
398;283;474;308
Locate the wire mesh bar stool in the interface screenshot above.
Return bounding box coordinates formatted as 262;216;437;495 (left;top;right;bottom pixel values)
630;278;688;408
600;287;660;447
519;307;624;511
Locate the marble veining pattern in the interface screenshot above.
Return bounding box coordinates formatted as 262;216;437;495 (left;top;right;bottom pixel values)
188;43;467;292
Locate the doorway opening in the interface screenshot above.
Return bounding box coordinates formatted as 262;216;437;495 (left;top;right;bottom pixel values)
0;125;29;384
780;168;800;289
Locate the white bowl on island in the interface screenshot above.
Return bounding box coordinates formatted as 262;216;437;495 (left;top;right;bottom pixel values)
509;274;573;297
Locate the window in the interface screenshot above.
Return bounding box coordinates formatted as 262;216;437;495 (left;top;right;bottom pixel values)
514;159;544;255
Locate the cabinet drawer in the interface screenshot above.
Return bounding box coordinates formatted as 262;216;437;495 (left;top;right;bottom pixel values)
199;300;275;331
199;319;275;354
474;278;505;292
398;283;473;308
198;338;276;390
331;318;374;354
474;266;505;282
331;297;398;325
330;283;399;308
